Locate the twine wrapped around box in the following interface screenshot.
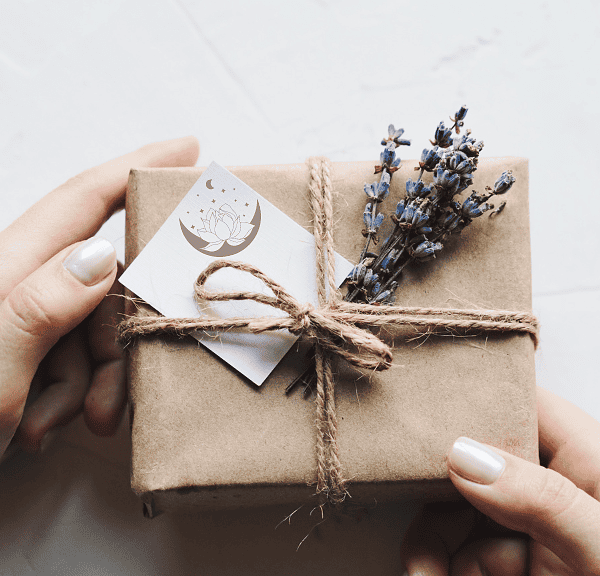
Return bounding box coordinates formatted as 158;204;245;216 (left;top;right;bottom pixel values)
119;157;538;507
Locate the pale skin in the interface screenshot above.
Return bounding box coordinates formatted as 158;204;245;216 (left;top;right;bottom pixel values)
0;136;200;452
0;138;599;574
401;386;600;575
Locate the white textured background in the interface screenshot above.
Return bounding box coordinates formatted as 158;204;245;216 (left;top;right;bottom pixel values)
0;1;598;574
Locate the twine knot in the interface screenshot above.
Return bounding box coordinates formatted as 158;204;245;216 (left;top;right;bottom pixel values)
290;303;315;335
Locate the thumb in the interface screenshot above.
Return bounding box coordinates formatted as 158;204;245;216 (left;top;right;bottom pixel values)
448;436;600;574
0;237;117;451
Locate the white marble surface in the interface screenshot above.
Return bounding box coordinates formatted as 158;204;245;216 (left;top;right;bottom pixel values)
1;0;599;573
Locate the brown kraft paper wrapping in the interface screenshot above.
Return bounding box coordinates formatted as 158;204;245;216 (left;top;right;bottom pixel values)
124;158;538;515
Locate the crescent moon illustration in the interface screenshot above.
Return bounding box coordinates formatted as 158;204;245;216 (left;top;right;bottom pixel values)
180;201;262;257
206;179;214;189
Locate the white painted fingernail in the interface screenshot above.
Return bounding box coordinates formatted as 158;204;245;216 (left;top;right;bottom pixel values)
63;237;116;286
448;437;506;485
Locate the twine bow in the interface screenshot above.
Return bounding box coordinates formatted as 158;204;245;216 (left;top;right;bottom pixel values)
118;157;539;506
120;259;395;372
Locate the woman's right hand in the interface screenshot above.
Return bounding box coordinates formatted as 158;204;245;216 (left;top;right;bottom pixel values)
401;386;600;575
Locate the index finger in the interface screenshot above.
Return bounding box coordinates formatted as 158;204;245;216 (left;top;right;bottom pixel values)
0;136;199;298
538;385;600;499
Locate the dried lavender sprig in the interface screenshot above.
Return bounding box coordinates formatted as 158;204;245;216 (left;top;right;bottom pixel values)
347;116;462;303
345;107;515;307
359;125;410;262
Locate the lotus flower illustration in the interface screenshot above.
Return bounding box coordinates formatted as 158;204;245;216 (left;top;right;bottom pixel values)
196;204;255;252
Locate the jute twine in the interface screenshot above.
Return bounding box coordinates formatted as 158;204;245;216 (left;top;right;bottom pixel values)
118;157;539;506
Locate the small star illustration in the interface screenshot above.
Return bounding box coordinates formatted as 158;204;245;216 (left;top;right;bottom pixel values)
196;194;199;197
191;225;195;229
222;189;225;193
200;209;204;213
245;202;249;207
187;211;189;214
212;199;216;203
234;199;237;202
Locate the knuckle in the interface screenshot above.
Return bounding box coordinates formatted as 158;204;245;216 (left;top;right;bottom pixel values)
61;168;118;215
3;282;55;340
525;468;581;530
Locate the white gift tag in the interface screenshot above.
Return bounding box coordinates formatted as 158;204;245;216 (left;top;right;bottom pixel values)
120;162;354;386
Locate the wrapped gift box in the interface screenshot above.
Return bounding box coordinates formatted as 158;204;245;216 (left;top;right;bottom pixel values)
124;158;537;516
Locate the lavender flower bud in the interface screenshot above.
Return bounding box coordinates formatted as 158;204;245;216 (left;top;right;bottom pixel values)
419;147;441;172
363;203;373;228
373;289;392;303
395;199;405;217
446;214;461;233
438;212;458;228
382;125;411;148
401;201;416;224
412;240;443;259
444;151;472;174
365;176;391;202
433;168;460;196
380;143;396;167
379;251;395;272
460;173;474;188
363;269;378;289
467;140;484;157
348;263;367;284
461;195;493;219
455;133;484;158
376;179;391;201
364;204;385;233
493;170;515;195
389;125;403;139
431;122;453;148
412;205;430;228
405;178;425;199
453;106;468;122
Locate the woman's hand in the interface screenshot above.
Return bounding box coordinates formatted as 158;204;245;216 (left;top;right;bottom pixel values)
401;386;600;575
0;136;200;455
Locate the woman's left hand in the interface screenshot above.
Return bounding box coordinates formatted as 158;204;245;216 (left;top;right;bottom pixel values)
0;136;200;455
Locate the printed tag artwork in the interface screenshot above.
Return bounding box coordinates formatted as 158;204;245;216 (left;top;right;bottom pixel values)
179;176;261;256
120;162;353;385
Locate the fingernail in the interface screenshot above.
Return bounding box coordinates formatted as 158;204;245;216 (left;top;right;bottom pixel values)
63;237;116;285
448;437;506;485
